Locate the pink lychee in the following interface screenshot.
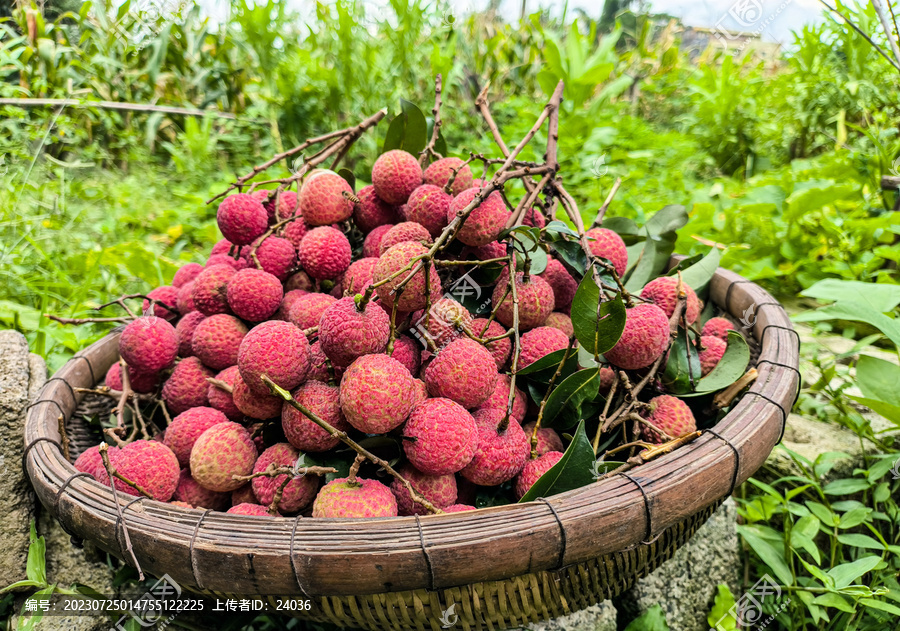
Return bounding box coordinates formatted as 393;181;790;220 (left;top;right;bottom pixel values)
585;227;628;277
604;303;670;370
363;224;394;258
282;380;349;452
173;469;230;510
403;398;478;475
227;268;283;322
173;263;203;288
297;227;352;281
406;184;452;237
142;286;179;321
191;314;248;371
175;311;205;357
299;170;354;226
390;465;457;516
515;451;563;499
423;338;498;409
640;395;697;444
251;443;319;513
699;335;727;376
119;316;178;373
470;318;511;369
231;372;283;419
339;354;416;433
491;273;555;331
640;276;701;324
518;326;570;369
286;292;337;330
372;150;424;205
342;258;379;297
189;421;257;492
379;221;432;254
99;440;180;501
191;264;236;316
522;422;564;456
373;241;442;313
237;320;310;394
312;477;398;518
540;258;577;313
161;357;214;415
217;194;268;246
353;185;399;233
164;406;228;467
476;374;527;423
318;296;390;368
702;317;736;341
249;235;296;281
460;410;529;486
423;157;473;196
227;503;270;516
545;312;574;338
449;188;510;247
207;365;243;422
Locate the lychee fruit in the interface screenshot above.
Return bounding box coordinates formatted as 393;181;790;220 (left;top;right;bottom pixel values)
476;374;527;423
104;363;159;394
249;235;296;281
191;264;236;316
306;341;341;383
285;270;314;293
522;422;564;456
282;216;311;249
604;303;670;370
540;258;577;313
251;443;319;513
74;444;118;479
415;298;473;348
297;227;352;281
599;366;615;392
585;227;628;277
423;338;498;409
217;194;268;246
449;188;510;247
227;503;270;516
99;440;180;501
142;286;179;321
175;311;204;358
518;326;570;369
286;292;337;330
162;357;215;415
298;170;354;226
275;289;309;321
282;380;349;452
238;320;310;394
468;240;508;262
164;406;228;467
231;484;257;506
699;335;727;376
270;189;299;222
191;314;248;371
119;316;178;373
176;282;196;315
702;317;736;341
231;372;283;419
363;223;393;258
318;296;390;367
207;365;243;422
389;334;421;376
545;312;574;338
173;263;204;288
402;398;478;475
339;354;416;433
312;477;398;518
460;410;529;486
491;273;555;331
189;421;257;492
353;185;399;233
342;258;379;297
423;157;473;196
227;268;283;322
206;253;248;270
210;239;235;258
522;207;547;229
640;276;701;324
470;318;511;369
444;504;476;512
406;184;452;237
390;465;457;516
640;395;697;444
372;150;423;204
173;469;230;510
410;378;428;406
514;451;563;499
379;221;432;254
373;241;442;313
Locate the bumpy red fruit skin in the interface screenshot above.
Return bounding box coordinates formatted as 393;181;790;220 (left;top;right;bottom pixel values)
283;216;311;249
319;297;390;368
640;276;701;324
105;363;159;394
176;282;196;315
342;258;379;297
251;236;296;281
192;264;236;316
189;421;257;492
423;338;498;409
306;341;341;383
423;157;473;196
545;312;574;338
522;207;547;229
285;271;314;293
175;311;205;357
275;289;309;321
226;269;283;322
299;170;354;226
476;375;527;422
599;366;615;392
373;242;442;312
238;320;310;395
286;293;337;330
444;504;476;512
283;380;349;452
406;184;453;237
640;395;697;444
251;443;319;513
604;303;670;370
119;316;178;373
540;258;577;313
515;451;564;499
207;365;243;421
142;286;179;320
461;410;530;486
312;477;398;518
522;422;564;456
519;326;570;369
699;335;727;376
449;188;510;247
231;484;257;506
217;194;268;246
363;224;393;258
339;354;415;433
210;239;234;257
354;185;399;233
164;406;228;467
191;314;248;371
173;263;203;288
413;298;473;348
162;357;214;415
372;150;424;205
100;440;180;501
227;503;269;516
206;253;248;270
389;335;421;376
297;227;352;281
232;372;282;419
585;227;628;277
471;318;511;369
492;273;555;331
403;398;477;475
174;469;230;510
390;465;457;516
702;317;735;341
410;378;428;406
74;445;117;479
379;221;432;254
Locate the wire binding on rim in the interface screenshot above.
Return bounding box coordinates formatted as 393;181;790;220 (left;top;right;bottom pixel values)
22;436;62;472
705;429;741;495
189;509;212;591
25;399;67;418
70;354;97;384
620;473;654;544
55;471;93;507
724;280;755;314
289;515;312;598
41;377;77;405
760;324;801;353
414;515;436;592
115;496;146;569
741;390;788;443
756;359;802;408
536;498;567;570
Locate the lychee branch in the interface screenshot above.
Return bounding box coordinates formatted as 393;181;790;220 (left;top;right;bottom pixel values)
98;443;145;580
419;74;443;167
504;254;523;429
530;338;576;457
591;177;623;228
231;464;339;482
592;372;621;455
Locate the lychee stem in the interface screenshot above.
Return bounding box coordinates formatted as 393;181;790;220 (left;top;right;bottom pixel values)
98;443;145;581
531;337;576;457
205;377;234;394
418;74;444;168
504;253;522;430
347;454;365;486
592;372;621;455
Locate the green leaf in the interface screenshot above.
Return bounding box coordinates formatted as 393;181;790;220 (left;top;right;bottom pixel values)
662;326;701;395
838;507;872;529
805;502;839;527
338;168;356;191
846;396;900;423
18;585;55;631
544;221;581;239
793;302;900;348
516;348;578;379
518;421;596;502
801;279;900;312
737;525;793;586
827;556;882;590
812;592;855;613
707;584;737;630
541;368;601;429
685;330;750;396
26;522;46;586
624;604;669;631
823;478;871;495
624;232;677;292
860;598;900;615
571;276;625;356
643;204;689;236
382;99;428;155
856;355;900;410
837;534;884;550
550;239;588;277
677;247;722;295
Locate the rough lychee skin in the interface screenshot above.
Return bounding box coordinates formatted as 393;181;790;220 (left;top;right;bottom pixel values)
250;236;296;281
641;395;697;444
217;194;268;246
403;398;478;475
285;271;314;293
192;264;236;316
449;188;510;247
515;451;563;499
319;297;391;368
74;445;117;479
585;227;628;277
175;311;205;358
540;258;577;313
283;380;349;452
599;366;615;392
423;157;473;196
339;354;416;433
469;240;507;262
354;185;399;233
522;422;564;456
342;258;379;297
174;469;230;510
227;503;269;516
282;216;311;249
232;372;282;419
275;289;309;321
406;185;453;237
492;273;555;331
604;303;670;371
518;326;570;369
207;365;243;422
640;276;701;324
206;253;248;271
411;378;428;406
286;293;337;330
476;375;527;423
297;227;352;281
105;363;159;394
423;338;498;409
699;335;727;376
306;341;341;383
444;504;476;512
363;224;394;258
390;335;421;376
173;263;204;288
251;443;319;513
119;316;178;373
162;357;215;415
702;317;736;341
210;239;235;257
373;242;442;312
379;221;432;254
101;440;180;501
189;421;257;492
471;318;511;369
414;298;473;348
299;170;354;226
164;406;228;467
522;207;547;229
142;286;179;321
545;312;574;338
176;282;197;315
231;484;257;506
226;269;283;322
191;314;248;371
461;410;530;486
372;150;424;205
390;465;457;516
312;477;398;518
238;320;310;395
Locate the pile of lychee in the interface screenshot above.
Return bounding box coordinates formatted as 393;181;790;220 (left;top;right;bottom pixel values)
73;149;736;518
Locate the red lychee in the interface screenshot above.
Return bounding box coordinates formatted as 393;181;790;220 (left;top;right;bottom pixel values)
389;334;421;376
518;326;570;369
227;503;270;516
285;270;314;293
275;289;309;321
460;410;529;486
585;227;628;277
423;338;498;409
414;298;473;348
217;194;268;246
545;312;574;338
476;374;527;423
206;253;248;271
492;272;555;331
522;422;564;456
191;314;248;371
339;354;416;433
162;357;214;415
318;296;390;367
238;320;310;394
282;216;312;249
306;341;341;383
232;372;282;419
286;292;337;330
423;157;473;196
515;451;563;499
604;303;670;370
640;395;697;444
342;258;379;297
251;443;319;513
449;188;510;247
104;363;159;394
379;221;432;254
164;406;228;467
470;318;511;369
702;317;736;341
283;380;349;452
353;185;399;233
173;263;203;288
227;268;283;322
250;236;296;281
362;223;393;258
540;258;577;313
142;286;179;321
207;365;243;422
173;469;230;510
297;227;352;281
640;276;701;324
522;207;547;229
312;477;398;518
390;464;457;516
406;184;453;237
74;445;118;480
402;398;478;475
189;421;257;492
192;264;236;316
99;440;180;501
299;170;354;226
175;311;204;358
176;282;196;315
444;504;476;512
372;150;424;204
699;335;727;376
119;316;178;373
373;241;442;312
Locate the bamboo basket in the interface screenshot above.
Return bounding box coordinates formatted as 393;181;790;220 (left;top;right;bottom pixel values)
23;260;800;631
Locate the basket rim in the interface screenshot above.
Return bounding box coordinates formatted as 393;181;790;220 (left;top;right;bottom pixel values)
24;257;800;597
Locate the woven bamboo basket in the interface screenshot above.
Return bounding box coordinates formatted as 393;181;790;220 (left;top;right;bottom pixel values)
23;258;800;631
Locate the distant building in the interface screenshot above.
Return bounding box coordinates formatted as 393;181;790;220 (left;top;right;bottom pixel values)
681;25;782;63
